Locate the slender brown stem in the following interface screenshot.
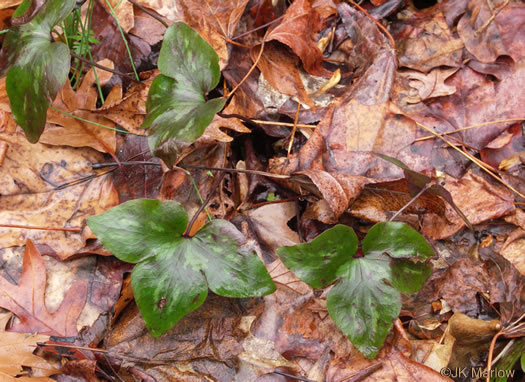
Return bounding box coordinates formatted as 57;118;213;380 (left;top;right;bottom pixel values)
0;224;81;233
183;171;226;237
347;0;395;49
70;52;141;83
389;183;431;222
227;35;266;100
414;118;525;142
127;0;169;28
287;103;301;155
231;15;284;41
178;164;290;179
415;121;525;199
270;371;315;382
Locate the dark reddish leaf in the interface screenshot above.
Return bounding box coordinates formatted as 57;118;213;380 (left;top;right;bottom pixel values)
457;0;525;63
264;0;331;77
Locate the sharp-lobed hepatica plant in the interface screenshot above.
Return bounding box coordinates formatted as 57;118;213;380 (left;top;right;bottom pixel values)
0;0;76;143
277;222;434;359
87;199;275;337
2;3;435;354
141;22;226;164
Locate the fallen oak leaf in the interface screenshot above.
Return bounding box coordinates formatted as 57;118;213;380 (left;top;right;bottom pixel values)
373;152;473;231
40;59;117;154
0;312;59;378
0;240;88;337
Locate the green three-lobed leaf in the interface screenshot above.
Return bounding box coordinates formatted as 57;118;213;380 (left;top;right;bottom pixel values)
142;22;226;152
0;0;76;143
87;199;275;337
278;222;433;359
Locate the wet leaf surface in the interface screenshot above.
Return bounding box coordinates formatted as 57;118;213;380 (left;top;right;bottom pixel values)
88;199;275;337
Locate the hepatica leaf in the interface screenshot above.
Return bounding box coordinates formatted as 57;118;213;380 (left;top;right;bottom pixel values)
277;222;433;359
87;199;275;337
0;0;76;143
142;22;226;152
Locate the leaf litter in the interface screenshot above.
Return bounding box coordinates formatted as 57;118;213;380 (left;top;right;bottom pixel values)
0;0;525;380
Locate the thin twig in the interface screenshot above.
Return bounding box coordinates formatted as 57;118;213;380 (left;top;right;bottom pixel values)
347;0;395;49
389;183;432;222
227;35;267;100
70;51;140;83
178;164;290;179
271;370;316;382
415;121;525;199
90;161;290;179
231;15;284;41
90;161;159;169
183;171;226;237
287;103;301;155
339;363;383;382
218;112;317;129
414;118;525;142
127;0;168;28
475;0;510;37
254;119;316;129
0;224;81;233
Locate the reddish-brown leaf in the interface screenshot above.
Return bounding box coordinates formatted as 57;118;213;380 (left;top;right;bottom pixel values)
0;241;88;337
457;0;525;64
265;0;331;77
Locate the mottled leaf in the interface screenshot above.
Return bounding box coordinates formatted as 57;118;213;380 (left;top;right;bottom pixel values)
0;0;75;143
88;199;275;337
326;254;400;359
277;225;357;289
362;222;434;259
142;22;226;150
277;221;433;359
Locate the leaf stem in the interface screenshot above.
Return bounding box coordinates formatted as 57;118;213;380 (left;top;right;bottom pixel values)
69;51;140;83
49;106;134;134
104;0;140;81
389;183;431;222
183;171;226;237
89;161;291;179
127;0;169;28
230;15;284;41
0;224;81;232
183;168;213;222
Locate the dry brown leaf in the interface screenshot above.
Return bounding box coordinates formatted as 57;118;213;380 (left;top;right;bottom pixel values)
457;0;525;63
254;43;314;109
247;202;300;255
265;0;330;77
0;241;88;337
140;0;250;69
393;68;458;105
202;114;251;143
0;372;54;382
96;70;157;135
40;60;117;153
0;0;22;10
392;7;464;72
129;7;166;45
271;101;429;220
0;313;58;378
422;170;515;239
500;229;525;276
0;130;119;259
103;0;134;32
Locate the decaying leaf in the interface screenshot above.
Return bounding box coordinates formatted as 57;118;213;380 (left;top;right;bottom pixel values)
40;60;117;153
0;129;119;259
0;241;88;337
0;312;58;378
